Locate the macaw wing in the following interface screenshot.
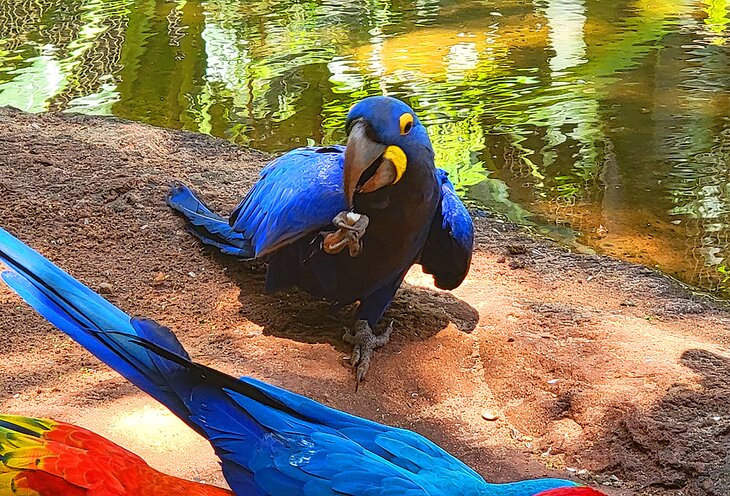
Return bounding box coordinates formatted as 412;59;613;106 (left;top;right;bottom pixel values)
110;336;435;496
209;377;489;496
229;146;347;258
419;169;473;290
108;339;488;496
211;414;431;496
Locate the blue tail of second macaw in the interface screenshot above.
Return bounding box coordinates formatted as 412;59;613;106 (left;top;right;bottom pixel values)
0;227;272;444
0;226;206;432
0;226;291;493
166;182;253;258
0;226;593;496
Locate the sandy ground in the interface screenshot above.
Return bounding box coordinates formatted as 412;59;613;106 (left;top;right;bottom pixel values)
0;107;728;496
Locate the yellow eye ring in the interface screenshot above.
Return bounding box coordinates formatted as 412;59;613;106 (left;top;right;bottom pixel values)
399;113;414;135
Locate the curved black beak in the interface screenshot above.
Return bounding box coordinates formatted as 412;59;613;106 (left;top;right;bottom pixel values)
344;119;388;208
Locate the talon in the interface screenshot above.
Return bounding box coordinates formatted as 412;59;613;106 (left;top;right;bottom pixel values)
331;212;349;229
324;234;350;253
332;212;369;233
342;327;356;345
347;238;363;257
351;347;361;367
332;213;354;231
356;361;369;384
374;319;394;346
343;320;394;384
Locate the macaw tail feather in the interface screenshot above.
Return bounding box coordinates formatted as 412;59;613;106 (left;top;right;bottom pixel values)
0;415;81;496
166;182;253;258
0;227;200;433
0;414;234;496
0;226;287;491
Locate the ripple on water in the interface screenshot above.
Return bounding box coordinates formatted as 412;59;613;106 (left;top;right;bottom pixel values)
0;0;728;295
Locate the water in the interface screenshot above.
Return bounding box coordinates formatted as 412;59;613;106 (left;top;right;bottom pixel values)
0;0;728;295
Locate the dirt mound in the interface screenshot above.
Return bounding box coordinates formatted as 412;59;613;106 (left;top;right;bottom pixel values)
1;107;728;495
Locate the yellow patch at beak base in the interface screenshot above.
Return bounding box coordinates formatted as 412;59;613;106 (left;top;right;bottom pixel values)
383;146;407;184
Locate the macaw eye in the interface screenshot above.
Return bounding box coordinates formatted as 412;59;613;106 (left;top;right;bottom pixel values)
399;113;414;135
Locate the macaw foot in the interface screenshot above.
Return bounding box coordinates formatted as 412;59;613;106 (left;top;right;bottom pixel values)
343;319;394;384
323;211;369;257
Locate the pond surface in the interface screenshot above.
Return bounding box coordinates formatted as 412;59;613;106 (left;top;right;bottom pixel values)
1;0;729;295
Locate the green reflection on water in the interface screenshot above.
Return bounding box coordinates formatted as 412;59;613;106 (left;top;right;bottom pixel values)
0;0;728;296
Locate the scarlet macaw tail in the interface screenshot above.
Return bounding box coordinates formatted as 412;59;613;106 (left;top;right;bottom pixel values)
0;415;88;495
0;414;233;496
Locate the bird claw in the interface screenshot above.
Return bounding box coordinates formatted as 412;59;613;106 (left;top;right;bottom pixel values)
342;319;394;385
323;211;369;257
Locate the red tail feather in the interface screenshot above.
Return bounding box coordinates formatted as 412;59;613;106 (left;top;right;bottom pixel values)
0;415;233;496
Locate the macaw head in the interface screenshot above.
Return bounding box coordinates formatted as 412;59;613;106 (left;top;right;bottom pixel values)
343;96;433;208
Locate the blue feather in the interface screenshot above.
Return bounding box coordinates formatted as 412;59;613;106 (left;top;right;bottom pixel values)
228;146;347;257
419;169;474;290
0;229;200;422
0;226;586;496
167;181;254;258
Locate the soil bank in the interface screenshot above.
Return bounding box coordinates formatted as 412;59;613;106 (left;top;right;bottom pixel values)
0;107;728;496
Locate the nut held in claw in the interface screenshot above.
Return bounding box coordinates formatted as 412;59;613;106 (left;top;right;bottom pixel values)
323;211;370;257
346;212;362;225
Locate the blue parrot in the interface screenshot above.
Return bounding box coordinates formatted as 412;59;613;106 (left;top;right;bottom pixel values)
166;96;474;381
0;227;604;496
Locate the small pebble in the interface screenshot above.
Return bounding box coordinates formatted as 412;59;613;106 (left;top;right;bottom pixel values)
481;409;499;421
98;282;113;294
506;244;527;255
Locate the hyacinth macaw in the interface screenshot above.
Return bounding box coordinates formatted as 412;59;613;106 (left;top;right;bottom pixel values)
0;227;604;496
0;414;233;495
167;96;474;381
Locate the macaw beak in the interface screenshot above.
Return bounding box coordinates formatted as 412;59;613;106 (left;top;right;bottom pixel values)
344;119;397;208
